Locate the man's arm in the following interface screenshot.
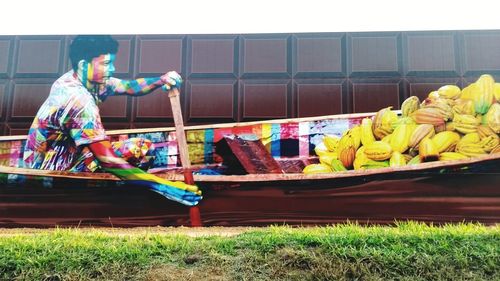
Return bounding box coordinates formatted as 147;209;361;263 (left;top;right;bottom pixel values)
107;71;182;96
88;140;201;205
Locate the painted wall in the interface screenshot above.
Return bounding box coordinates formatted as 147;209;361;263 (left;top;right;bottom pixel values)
1;30;500;135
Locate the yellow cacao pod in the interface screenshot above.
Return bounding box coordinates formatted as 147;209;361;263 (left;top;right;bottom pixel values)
389;151;407;167
361;159;390;169
391;116;416;130
437;85;461;100
453;114;480;134
460;83;476;100
459;132;481;145
478;135;500;152
381;133;392;144
364;141;393;161
319;152;338;166
477;125;499;140
337;134;356;169
494;83;500;102
419;137;439;162
343;126;361;150
491;144;500;154
473;74;495;114
303;164;332;174
455;142;487;157
372;107;397;140
439;152;469;161
408;124;435;150
484;103;500;133
355;146;366;159
410;107;447;126
431;131;461;153
390;124;412;153
452;99;475;116
407;155;422;165
401;96;420;117
353;147;369;170
421;98;454;121
402;153;414;162
427;90;440;100
445;122;456;132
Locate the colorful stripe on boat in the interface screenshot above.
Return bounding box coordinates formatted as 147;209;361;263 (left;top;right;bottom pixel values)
4;116;372;170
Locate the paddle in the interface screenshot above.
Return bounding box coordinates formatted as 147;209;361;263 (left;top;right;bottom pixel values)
168;87;202;226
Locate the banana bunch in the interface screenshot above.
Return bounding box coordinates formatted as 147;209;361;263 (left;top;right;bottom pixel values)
304;73;500;174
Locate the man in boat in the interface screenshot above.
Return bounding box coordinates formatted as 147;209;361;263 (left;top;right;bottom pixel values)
22;35;201;206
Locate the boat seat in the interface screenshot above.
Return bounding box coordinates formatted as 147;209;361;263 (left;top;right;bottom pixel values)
215;134;284;174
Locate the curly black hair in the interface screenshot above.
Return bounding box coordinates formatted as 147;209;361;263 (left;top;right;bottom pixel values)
69;35;119;71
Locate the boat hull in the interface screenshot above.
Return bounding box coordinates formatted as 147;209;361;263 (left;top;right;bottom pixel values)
1;169;499;227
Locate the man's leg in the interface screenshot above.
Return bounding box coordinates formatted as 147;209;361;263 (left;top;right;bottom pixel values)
69;138;155;172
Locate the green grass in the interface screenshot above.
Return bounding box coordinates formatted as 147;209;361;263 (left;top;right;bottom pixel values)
0;222;499;280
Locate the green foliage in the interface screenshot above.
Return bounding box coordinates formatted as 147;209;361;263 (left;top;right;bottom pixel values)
0;222;498;280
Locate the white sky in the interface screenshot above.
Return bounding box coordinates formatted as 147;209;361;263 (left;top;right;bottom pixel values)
1;0;500;35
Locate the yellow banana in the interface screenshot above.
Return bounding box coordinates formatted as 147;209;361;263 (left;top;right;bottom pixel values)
330;159;348;172
323;135;340;152
389;151;407;167
360;118;376;146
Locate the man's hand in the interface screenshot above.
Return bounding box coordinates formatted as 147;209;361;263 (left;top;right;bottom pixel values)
161;71;183;91
89;140;202;206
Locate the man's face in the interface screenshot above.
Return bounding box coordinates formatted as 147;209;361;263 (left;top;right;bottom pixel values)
85;53;116;84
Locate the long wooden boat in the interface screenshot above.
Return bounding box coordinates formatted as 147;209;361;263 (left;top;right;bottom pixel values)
1;112;499;227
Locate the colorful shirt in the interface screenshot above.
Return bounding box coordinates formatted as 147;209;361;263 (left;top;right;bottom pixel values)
23;71;109;170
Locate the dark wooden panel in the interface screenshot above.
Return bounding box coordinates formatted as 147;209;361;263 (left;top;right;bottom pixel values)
15;37;64;78
0;81;7;119
187;80;236;120
404;78;461;102
241;36;290;78
0;37;13;78
404;32;458;76
5;123;30;136
188;36;237;78
293;34;345;78
99;95;129;119
99;122;131;130
295;80;344;117
135;88;174;119
241;80;290;119
462;31;500;75
348;33;401;76
351;79;401;113
136;37;184;76
114;36;134;78
11;81;52;119
131;122;174;129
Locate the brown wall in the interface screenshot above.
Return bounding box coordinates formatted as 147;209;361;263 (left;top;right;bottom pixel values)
1;30;500;135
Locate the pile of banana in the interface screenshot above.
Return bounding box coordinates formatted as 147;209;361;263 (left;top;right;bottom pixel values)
303;74;500;174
